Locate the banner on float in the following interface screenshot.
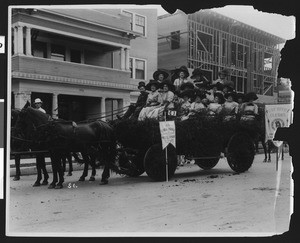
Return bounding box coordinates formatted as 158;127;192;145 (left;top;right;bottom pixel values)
265;104;292;147
159;121;176;149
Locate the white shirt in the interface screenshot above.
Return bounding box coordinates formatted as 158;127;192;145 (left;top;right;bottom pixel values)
37;107;46;113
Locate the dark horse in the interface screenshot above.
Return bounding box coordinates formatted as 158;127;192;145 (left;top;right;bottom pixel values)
14;102;116;189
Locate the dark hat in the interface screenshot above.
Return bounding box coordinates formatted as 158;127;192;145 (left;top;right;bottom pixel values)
180;82;195;91
153;70;169;81
224;92;237;100
214;92;225;104
222;84;234;92
235;93;245;102
190;68;205;79
223;80;234;88
179;89;195;99
137;81;146;89
218;69;230;76
209;82;224;91
159;80;175;92
145;79;160;91
175;65;190;78
194;89;207;100
245;92;258;102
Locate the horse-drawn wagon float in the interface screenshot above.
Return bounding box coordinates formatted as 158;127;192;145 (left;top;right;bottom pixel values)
113;111;259;181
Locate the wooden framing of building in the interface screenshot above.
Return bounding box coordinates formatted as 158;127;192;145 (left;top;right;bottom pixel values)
158;10;285;101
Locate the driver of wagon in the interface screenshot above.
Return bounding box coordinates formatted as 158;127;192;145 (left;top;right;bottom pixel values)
34;98;46;114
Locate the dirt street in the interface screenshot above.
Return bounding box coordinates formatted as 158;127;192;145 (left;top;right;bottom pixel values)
7;153;292;237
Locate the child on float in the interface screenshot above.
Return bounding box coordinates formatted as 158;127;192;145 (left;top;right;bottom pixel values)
178;89;194;121
186;90;207;118
207;92;225;115
138;80;161;121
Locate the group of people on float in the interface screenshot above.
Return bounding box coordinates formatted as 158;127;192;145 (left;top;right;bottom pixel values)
118;65;259;122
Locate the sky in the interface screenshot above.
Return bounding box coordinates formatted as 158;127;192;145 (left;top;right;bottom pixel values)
156;5;295;40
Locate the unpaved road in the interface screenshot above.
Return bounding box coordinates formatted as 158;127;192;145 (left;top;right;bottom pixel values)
7;153;292;236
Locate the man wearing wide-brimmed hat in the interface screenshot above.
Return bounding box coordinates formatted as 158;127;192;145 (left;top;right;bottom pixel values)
173;65;190;91
117;81;149;120
153;69;169;83
191;67;209;88
33;98;46;113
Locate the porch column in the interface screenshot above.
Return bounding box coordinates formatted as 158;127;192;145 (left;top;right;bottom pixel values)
14;91;31;109
52;93;59;119
17;25;24;55
13;27;18;55
125;48;130;71
101;97;106;121
120;48;125;70
25;26;32;56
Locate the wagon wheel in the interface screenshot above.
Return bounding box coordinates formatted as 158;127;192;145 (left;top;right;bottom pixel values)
195;157;220;170
226;132;255;173
144;144;177;181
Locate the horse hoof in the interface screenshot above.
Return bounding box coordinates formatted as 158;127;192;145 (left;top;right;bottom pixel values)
55;185;63;189
41;181;48;185
99;180;108;185
13;176;20;181
89;177;95;181
67;173;72;176
48;184;56;189
33;182;41;187
78;177;85;182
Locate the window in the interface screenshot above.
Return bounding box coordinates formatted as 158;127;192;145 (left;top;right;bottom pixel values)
32;41;47;58
129;57;146;80
197;31;212;53
171;31;180;49
123;10;146;36
51;44;65;61
70;49;81;63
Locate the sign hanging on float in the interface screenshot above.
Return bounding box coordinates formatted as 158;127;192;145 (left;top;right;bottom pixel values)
159;121;176;149
265;104;292;147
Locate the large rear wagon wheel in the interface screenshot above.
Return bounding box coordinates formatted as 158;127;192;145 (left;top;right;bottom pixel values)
226;133;255;173
144;144;177;181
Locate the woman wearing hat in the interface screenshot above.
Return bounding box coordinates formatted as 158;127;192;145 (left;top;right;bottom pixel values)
178;89;194;121
173;65;190;91
191;67;209;88
153;70;169;83
207;92;224;115
147;80;175;120
207;82;223;102
240;92;259;121
138;80;161;121
34;98;46;113
187;90;207;118
118;81;149;120
221;92;239;122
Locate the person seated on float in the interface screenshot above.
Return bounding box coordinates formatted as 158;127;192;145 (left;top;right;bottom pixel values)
146;80;175;121
222;82;235;95
178;89;194;121
212;68;230;85
172;91;184;117
173;65;190;91
117;81;148;120
153;69;169;93
206;82;224;102
221;92;239;121
33;98;46;113
191;67;209;88
186;90;207;119
207;92;225;116
235;93;245;116
240;92;259;121
138;80;161;121
180;81;195;92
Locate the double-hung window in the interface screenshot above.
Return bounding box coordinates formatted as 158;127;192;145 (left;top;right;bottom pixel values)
129;57;146;80
122;10;146;36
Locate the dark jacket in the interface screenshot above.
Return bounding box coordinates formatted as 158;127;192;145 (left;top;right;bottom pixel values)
136;91;149;107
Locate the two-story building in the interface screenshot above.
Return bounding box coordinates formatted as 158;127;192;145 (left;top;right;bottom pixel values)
158;10;285;103
10;7;157;121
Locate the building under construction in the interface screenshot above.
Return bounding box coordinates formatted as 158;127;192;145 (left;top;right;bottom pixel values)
158;10;285;103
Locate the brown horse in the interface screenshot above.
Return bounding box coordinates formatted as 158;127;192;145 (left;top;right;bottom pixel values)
14;102;116;189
